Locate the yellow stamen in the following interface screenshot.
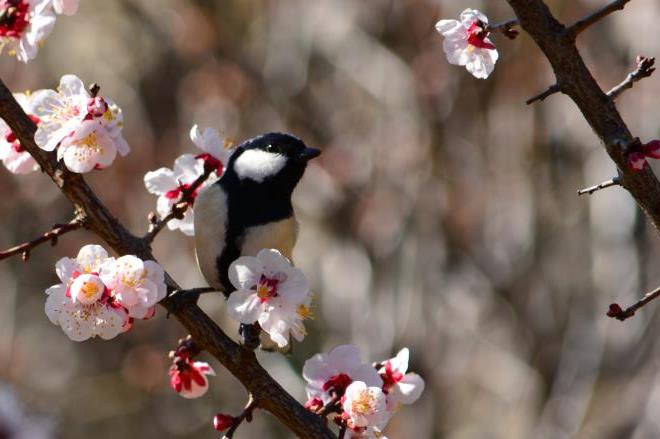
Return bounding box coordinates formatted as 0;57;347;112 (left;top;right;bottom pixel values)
81;281;99;299
297;304;314;320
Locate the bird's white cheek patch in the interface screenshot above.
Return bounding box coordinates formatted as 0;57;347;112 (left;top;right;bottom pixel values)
234;149;287;183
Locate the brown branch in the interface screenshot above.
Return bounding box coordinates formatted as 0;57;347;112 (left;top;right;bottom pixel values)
0;78;336;439
223;395;259;439
484;18;520;39
0;218;82;261
567;0;633;38
143;167;214;243
577;177;621;196
526;83;561;105
506;0;660;238
607;286;660;321
607;56;656;100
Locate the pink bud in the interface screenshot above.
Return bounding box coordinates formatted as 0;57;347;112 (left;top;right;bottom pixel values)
607;303;623;318
627;152;647;172
643;140;660;159
213;413;234;432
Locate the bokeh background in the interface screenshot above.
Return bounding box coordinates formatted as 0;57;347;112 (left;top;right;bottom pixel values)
1;0;660;438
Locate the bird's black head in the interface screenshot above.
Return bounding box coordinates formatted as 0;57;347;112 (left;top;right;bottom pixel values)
226;132;320;192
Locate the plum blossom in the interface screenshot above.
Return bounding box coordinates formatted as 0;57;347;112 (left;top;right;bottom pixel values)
169;358;215;399
32;74;129;172
0;0;56;63
303;344;383;405
190;124;233;175
627;140;660;172
0;92;41;174
342;381;389;430
45;244;129;341
226;249;314;348
377;348;425;411
213;413;234;432
144;154;217;236
99;255;166;319
50;0;78;15
435;9;498;79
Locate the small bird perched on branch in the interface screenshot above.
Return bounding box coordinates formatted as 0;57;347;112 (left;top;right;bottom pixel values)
191;132;320;347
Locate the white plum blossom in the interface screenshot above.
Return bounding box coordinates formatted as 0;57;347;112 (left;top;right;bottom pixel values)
435;9;499;79
0;0;56;63
0;92;40;174
144;154;217;236
99;255;166;319
51;0;78;15
303;344;383;405
169;359;215;399
45;245;129;341
226;249;314;348
32;74;129;172
377;348;425;411
342;381;389;430
190;124;233;175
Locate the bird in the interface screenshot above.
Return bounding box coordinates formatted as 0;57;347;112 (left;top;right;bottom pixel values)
190;132;320;346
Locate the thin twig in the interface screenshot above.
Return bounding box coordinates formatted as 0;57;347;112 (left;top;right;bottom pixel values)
143;167;214;243
526;83;561;105
316;395;341;418
223;395;259;439
0;218;82;261
577;177;621;196
607;285;660;321
485;18;520;39
567;0;633;38
607;56;656;100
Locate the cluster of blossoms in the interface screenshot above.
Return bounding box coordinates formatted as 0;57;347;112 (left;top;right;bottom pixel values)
0;91;40;173
45;244;166;341
144;124;233;236
435;8;499;79
302;344;424;438
227;249;314;349
0;0;79;63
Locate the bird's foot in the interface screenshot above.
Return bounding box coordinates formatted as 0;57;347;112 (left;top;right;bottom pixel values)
166;287;216;318
239;323;261;350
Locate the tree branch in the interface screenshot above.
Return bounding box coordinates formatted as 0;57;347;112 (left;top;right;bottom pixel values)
0;218;82;261
526;83;561;105
485;18;520;39
0;78;336;439
567;0;633;38
607;56;656;100
223;395;259;439
607;285;660;321
577;177;621;196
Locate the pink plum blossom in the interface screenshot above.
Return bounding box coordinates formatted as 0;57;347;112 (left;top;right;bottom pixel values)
627;140;660;172
190;124;233;175
0;0;56;63
435;9;498;79
169;358;215;399
226;249;313;348
377;348;425;411
342;381;389;430
0;92;40;174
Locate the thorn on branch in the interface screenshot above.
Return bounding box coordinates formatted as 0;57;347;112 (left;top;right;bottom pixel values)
0;218;82;262
577;176;621;196
526;84;561;105
607;56;656;100
485;18;520;39
607;285;660;321
567;0;632;38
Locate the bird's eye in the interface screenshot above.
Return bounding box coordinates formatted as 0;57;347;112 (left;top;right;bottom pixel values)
266;144;280;153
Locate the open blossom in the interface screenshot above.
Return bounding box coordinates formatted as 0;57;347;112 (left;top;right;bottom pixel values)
99;255;166;319
0;92;40;174
144;154;217;236
190;124;233;175
628;140;660;172
33;74;129;172
45;245;129;341
169;358;215;399
226;249;314;348
342;381;389;430
0;0;56;63
303;344;383;404
50;0;78;15
377;348;425;411
435;9;498;79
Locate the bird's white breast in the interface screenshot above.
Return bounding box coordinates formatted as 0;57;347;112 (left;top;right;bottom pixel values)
194;183;228;289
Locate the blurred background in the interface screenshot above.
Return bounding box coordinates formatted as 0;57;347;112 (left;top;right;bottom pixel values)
1;0;660;437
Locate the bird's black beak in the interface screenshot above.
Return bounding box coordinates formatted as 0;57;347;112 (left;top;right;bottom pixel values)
297;147;321;161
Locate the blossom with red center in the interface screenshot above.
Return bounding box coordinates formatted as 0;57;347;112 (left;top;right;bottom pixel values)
189;124;233;175
0;0;56;63
213;413;234;432
144;154;218;236
627;140;660;172
303;345;383;405
0;92;40;174
435;9;499;79
226;249;313;348
168;357;215;399
376;348;425;411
